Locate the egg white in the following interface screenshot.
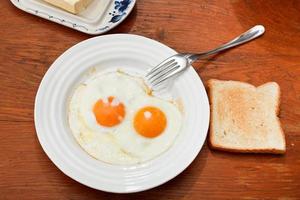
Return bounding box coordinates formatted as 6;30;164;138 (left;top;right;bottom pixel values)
77;72;146;133
68;71;182;165
112;96;182;163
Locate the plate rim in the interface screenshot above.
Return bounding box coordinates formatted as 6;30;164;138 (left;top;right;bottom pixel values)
10;0;136;35
34;33;210;193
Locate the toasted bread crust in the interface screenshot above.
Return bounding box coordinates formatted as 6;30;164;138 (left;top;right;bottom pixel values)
207;79;216;153
273;82;286;152
207;79;286;154
209;143;286;154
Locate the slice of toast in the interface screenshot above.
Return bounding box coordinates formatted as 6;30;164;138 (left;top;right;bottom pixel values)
208;79;286;154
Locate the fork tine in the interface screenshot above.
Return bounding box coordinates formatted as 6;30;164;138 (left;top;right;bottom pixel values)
147;61;177;82
150;65;180;87
146;54;190;90
151;67;181;88
149;63;179;84
146;58;175;77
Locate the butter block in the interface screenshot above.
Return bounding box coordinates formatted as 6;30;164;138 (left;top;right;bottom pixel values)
43;0;93;14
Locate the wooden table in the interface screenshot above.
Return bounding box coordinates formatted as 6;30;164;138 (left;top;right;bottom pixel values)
1;0;300;199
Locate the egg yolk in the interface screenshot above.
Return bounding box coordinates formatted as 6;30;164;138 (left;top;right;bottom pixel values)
134;106;167;138
93;96;125;127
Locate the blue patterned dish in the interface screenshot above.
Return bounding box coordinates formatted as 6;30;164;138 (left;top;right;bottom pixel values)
10;0;136;35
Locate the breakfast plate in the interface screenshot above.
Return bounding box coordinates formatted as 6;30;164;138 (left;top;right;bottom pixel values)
10;0;136;35
34;34;210;193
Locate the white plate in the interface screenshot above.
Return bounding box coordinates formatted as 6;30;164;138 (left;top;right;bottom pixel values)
10;0;136;35
34;34;210;193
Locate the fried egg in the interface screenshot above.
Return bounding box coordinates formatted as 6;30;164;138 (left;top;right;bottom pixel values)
112;96;182;162
68;71;182;165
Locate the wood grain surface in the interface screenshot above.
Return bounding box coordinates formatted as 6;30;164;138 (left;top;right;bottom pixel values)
1;0;300;199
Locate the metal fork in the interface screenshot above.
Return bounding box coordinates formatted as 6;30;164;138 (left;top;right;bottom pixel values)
145;25;265;90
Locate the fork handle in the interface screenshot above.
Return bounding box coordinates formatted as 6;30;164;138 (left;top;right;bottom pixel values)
185;25;265;63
